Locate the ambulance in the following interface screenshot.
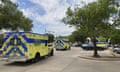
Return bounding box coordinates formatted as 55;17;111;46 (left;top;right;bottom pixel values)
0;32;54;62
54;39;71;50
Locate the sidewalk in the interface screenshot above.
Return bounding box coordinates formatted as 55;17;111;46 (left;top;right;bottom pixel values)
79;49;120;61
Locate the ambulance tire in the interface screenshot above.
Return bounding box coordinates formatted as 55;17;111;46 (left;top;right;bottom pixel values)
34;53;41;62
64;47;68;50
49;49;54;56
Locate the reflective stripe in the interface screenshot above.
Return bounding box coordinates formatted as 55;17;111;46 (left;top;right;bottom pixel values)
3;35;28;52
5;47;25;57
3;33;12;42
21;35;47;43
20;42;28;52
3;42;10;51
16;48;25;56
5;48;14;57
55;40;64;48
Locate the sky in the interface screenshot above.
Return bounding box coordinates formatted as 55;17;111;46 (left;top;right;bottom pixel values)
10;0;96;36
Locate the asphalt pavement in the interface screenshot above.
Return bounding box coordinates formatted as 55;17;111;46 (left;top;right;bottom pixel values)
0;47;120;72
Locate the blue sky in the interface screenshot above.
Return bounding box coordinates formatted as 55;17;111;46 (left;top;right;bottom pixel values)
11;0;95;36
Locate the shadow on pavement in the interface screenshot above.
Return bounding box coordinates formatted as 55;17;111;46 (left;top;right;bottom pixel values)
56;49;69;51
4;61;34;66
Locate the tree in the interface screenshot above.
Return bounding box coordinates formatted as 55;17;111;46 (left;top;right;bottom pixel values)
69;30;88;43
112;1;120;29
62;0;118;57
110;29;120;44
110;6;120;44
0;0;33;31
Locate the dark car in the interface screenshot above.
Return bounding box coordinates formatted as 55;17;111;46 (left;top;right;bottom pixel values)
72;42;82;47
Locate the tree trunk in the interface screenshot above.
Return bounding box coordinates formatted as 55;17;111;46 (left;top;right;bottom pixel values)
93;36;100;57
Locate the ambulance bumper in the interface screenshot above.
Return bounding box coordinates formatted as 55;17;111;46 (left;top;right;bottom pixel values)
0;56;28;62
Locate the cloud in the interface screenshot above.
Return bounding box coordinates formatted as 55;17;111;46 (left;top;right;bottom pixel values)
28;0;75;36
0;0;1;4
29;0;69;23
47;23;75;36
20;8;32;17
11;0;95;36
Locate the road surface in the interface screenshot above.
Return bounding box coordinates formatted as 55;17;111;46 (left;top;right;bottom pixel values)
0;47;120;72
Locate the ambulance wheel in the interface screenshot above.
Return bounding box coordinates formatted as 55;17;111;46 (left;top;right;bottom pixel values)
65;47;67;50
34;53;41;62
50;49;54;56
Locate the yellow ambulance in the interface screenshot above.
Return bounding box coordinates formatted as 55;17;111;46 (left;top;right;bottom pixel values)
54;39;71;50
0;32;54;62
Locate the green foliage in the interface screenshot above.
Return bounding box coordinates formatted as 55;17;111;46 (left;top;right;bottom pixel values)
0;0;33;31
113;8;120;29
63;0;118;37
97;36;106;42
63;0;119;57
69;30;88;43
110;29;120;44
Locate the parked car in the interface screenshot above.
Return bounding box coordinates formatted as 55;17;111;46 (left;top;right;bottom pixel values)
72;42;82;47
82;43;93;50
113;44;120;54
96;42;108;50
82;41;94;50
82;42;108;50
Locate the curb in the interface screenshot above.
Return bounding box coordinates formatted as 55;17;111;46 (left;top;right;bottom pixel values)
79;56;120;61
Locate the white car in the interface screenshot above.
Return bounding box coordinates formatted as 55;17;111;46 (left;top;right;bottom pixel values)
82;42;94;50
113;44;120;54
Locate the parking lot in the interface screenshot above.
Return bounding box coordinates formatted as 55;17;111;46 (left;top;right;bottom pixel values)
0;47;120;72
